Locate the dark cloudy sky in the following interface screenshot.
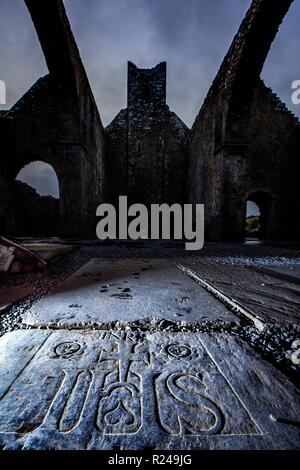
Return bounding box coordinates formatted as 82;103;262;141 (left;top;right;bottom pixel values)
0;0;299;199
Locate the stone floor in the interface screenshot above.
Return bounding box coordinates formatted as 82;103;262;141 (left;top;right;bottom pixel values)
0;241;299;450
23;259;237;328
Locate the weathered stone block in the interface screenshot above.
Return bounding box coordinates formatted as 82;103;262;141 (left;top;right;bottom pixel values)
0;330;299;450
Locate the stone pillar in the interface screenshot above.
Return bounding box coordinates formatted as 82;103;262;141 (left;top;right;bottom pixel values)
222;143;248;241
204;148;225;242
127;62;167;205
0;172;15;235
56;143;86;238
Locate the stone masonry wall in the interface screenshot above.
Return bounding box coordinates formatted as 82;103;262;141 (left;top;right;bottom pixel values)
106;62;188;207
1;0;298;242
245;81;300;239
0;0;106;239
188;0;297;241
12;181;59;237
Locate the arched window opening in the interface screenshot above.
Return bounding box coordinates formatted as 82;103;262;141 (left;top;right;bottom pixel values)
16;161;59;198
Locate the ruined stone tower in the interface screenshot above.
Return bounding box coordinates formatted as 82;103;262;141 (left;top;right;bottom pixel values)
106;62;188;206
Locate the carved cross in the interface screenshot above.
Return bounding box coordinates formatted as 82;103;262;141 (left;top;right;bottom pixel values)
99;340;150;383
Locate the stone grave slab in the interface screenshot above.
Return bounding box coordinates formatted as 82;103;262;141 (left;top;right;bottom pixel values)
0;330;299;450
256;264;300;285
23;259;237;328
181;260;300;328
22;244;79;261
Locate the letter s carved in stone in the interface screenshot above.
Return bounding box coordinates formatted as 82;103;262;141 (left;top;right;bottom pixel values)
155;372;224;435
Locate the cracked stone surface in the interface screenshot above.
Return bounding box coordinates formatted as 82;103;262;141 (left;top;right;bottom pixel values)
21;244;79;261
256;264;300;285
0;329;299;450
181;260;300;328
23;259;238;328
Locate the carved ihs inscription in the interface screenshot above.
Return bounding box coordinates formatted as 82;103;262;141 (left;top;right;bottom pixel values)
0;331;259;448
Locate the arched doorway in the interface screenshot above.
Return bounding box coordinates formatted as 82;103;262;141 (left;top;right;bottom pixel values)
14;161;60;236
245;201;261;237
245;191;275;240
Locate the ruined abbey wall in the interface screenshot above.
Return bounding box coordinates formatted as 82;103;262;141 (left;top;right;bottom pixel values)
0;0;298;242
12;181;59;237
187;0;299;241
0;0;106;239
245;81;300;239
